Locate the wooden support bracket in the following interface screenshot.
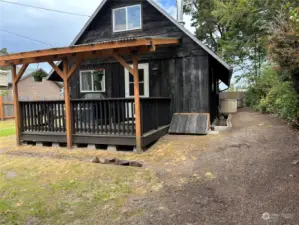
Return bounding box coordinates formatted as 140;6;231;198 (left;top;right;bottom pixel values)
112;52;134;75
48;61;65;80
14;64;29;84
67;57;82;80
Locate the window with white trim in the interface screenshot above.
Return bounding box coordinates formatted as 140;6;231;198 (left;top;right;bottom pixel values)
80;70;105;92
113;4;142;32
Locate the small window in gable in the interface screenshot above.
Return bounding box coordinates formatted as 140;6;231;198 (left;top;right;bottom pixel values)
113;5;142;32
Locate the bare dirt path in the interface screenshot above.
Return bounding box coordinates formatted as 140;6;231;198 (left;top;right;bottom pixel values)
120;109;299;225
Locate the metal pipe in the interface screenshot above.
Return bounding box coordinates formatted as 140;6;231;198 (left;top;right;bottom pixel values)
177;0;185;25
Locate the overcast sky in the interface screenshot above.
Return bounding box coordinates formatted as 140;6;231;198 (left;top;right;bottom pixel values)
0;0;194;52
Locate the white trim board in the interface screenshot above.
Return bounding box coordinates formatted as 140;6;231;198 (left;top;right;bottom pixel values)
124;63;149;98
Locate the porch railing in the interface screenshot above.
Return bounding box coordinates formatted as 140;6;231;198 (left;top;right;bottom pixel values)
72;98;135;135
20;100;66;133
141;98;171;134
19;98;171;136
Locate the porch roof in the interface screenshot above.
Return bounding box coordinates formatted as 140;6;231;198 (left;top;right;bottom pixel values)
6;37;179;152
0;37;180;67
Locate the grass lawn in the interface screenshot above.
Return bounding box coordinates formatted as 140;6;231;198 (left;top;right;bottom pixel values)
0;155;157;225
0;120;15;137
0;119;208;224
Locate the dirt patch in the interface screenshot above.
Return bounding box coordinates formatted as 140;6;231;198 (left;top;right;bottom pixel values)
1;109;299;224
117;109;299;225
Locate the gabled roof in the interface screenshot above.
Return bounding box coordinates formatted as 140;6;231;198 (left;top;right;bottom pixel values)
70;0;232;72
48;0;233;81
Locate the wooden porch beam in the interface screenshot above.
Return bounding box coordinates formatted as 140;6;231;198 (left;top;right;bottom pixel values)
133;54;142;153
48;61;65;80
0;51;111;67
11;65;21;145
14;64;29;84
115;46;156;54
0;39;153;62
0;46;158;67
63;59;73;149
112;52;134;75
151;38;180;46
0;38;179;67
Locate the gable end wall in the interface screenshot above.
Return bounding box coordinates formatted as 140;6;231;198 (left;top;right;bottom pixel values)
69;0;213;115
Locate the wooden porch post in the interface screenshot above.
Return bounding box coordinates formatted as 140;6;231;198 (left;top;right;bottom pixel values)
133;54;142;153
11;64;29;145
48;57;82;149
0;95;3;121
63;59;72;149
12;65;20;145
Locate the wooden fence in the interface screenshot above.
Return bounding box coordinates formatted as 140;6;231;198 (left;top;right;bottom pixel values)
0;95;14;120
0;94;64;121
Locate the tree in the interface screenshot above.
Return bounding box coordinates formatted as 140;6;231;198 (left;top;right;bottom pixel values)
0;48;8;56
267;6;299;94
0;48;9;70
184;0;297;81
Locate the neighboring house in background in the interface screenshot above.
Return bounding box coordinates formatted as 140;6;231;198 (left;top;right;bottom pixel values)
7;68;62;100
0;70;9;94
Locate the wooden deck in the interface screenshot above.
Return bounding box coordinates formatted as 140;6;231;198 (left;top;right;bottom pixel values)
21;125;169;147
19;98;171;148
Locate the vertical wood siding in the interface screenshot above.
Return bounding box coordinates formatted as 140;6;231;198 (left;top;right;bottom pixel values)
67;0;215;117
70;55;210;114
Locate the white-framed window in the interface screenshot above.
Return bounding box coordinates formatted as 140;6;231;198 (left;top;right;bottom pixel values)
113;4;142;32
80;70;105;93
125;63;149;98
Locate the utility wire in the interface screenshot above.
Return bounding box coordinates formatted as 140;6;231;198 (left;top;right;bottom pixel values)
0;0;91;17
0;29;53;47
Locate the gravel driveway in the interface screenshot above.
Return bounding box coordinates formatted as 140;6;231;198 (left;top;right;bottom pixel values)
121;109;299;225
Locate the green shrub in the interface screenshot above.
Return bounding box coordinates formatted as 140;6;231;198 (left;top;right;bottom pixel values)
245;65;299;124
0;90;7;96
264;82;298;121
257;98;268;113
245;66;280;108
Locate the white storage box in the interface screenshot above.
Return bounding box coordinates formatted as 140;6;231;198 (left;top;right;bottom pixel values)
220;99;237;113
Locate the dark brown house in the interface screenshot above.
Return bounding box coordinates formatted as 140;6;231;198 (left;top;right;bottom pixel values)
3;0;232;152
